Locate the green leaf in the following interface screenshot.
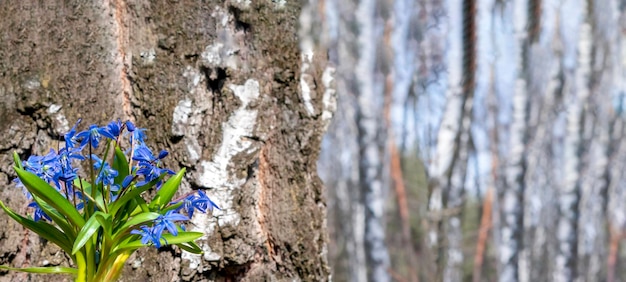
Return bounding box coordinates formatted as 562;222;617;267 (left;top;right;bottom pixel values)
94;212;113;240
12;151;23;169
15;167;85;228
176;241;203;254
30;195;77;239
112;232;203;253
161;201;184;214
0;200;72;255
128;197;150;217
149;168;186;210
113;146;129;187
72;177;91;192
73;178;106;212
0;265;77;275
72;212;111;255
109;174;166;216
113;212;159;240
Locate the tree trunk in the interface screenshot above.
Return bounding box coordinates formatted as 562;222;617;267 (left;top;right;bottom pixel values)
0;1;332;281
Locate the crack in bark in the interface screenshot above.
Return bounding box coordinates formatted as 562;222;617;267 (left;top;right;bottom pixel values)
257;145;275;259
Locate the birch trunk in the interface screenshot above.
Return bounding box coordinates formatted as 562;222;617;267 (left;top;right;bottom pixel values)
0;1;332;281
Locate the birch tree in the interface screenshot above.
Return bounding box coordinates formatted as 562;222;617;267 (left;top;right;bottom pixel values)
0;1;332;281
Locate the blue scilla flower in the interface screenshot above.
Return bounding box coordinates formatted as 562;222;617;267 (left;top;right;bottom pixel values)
91;155;118;187
106;119;123;138
37;149;64;189
58;146;84;162
193;191;220;213
154;210;188;237
23;155;44;172
58;146;84;170
18;149;72;192
136;164;174;188
132;145;174;187
176;191;220;218
130;225;163;248
132;145;157;163
28;202;52;222
125;120;136;132
64;119;82;148
76;124;115;149
125;121;146;146
177;195;198;218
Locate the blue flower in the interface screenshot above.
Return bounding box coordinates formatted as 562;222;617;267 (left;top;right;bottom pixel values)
154;210;188;237
17;146;82;195
36;149;63;189
23;155;43;172
76;125;115;149
176;191;220;218
58;147;84;178
106;119;123;138
58;166;79;184
64;119;82;148
122;175;134;189
58;146;84;164
130;225;163;248
132;145;156;163
91;155;118;187
127;126;146;146
136;164;174;188
125;120;136;132
132;145;174;187
28;202;51;222
193;191;220;213
177;195;198;218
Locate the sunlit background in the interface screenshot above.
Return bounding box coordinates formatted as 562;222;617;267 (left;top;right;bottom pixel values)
313;0;626;281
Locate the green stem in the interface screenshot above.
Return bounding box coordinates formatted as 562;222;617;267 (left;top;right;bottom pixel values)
99;232;111;271
74;251;87;282
99;140;112;209
85;242;96;281
93;250;131;282
104;251;131;282
88;144;96;216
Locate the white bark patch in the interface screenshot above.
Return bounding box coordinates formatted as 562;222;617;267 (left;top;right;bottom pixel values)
172;98;192;136
200;41;239;69
202;10;240;70
300;49;316;116
171;67;212;164
273;0;287;9
47;104;70;134
139;48;156;65
352;203;368;282
198;79;260;227
23;77;40;90
321;66;337;129
202;43;225;66
234;0;251;7
183;77;260;269
181;212;220;270
47;104;62;114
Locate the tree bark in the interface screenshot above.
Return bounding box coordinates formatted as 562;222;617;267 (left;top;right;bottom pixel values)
0;1;332;281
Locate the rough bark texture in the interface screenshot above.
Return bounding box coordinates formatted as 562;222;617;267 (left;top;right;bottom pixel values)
0;1;331;281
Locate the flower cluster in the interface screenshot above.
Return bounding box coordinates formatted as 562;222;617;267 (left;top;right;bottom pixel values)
14;119;219;247
2;118;220;281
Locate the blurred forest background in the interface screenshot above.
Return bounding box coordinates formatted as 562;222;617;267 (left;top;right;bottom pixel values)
313;0;626;281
